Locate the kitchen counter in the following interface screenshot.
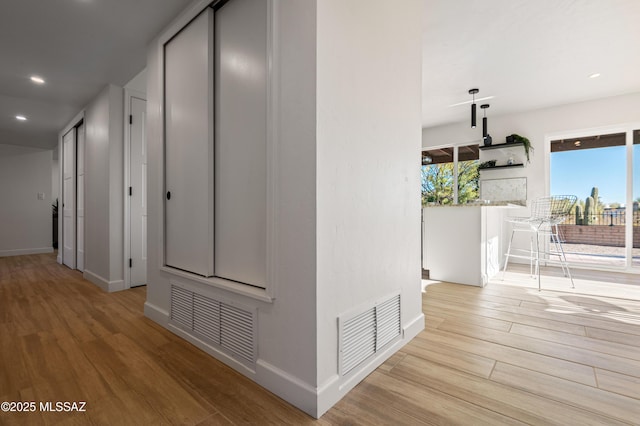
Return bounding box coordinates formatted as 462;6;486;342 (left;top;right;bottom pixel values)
422;203;523;286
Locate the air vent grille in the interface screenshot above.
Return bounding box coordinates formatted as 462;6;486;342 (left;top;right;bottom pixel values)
170;284;256;364
221;304;255;362
170;285;193;329
194;294;221;345
376;294;401;350
339;293;401;376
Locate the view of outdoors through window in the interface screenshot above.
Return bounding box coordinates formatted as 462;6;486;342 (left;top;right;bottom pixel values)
421;145;479;205
551;132;639;268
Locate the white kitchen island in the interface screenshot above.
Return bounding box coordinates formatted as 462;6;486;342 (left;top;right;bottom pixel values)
422;202;524;287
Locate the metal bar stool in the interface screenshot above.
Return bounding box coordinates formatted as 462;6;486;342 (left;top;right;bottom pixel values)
502;195;577;290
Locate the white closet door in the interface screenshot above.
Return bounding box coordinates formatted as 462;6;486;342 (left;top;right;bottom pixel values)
62;129;76;269
76;124;85;271
214;0;267;288
164;8;214;276
130;96;147;286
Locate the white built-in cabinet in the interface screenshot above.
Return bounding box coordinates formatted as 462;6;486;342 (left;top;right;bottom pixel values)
62;129;76;269
164;8;214;277
76;122;85;271
164;0;267;288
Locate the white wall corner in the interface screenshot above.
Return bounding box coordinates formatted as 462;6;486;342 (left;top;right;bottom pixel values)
315;312;424;418
83;269;110;292
255;360;319;418
83;269;124;292
144;301;169;326
108;280;125;292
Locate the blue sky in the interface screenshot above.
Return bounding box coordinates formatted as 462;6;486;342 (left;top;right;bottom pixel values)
551;145;640;205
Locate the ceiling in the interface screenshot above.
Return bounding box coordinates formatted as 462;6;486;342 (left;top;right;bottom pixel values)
422;0;640;128
0;0;191;150
2;0;640;150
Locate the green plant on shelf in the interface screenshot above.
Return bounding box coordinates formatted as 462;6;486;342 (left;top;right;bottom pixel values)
508;134;533;163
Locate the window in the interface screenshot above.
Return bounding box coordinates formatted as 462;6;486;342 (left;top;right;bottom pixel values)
421;144;479;205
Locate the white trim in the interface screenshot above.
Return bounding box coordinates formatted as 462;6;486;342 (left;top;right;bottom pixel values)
626;128;634;269
124;88;147;289
0;247;53;257
58;111;85;269
159;266;274;303
83;269;125;292
265;0;279;301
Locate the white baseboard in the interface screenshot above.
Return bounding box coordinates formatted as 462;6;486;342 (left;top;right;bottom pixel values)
144;302;425;420
83;269;125;292
144;301;169;327
255;360;318;418
144;301;319;417
316;312;425;418
0;247;53;257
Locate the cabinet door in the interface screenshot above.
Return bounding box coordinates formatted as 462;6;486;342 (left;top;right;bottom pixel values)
214;0;267;288
62;128;76;269
164;8;214;276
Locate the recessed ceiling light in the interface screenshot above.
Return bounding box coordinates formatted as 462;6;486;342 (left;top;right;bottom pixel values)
589;73;601;79
30;75;45;84
16;115;27;121
574;140;581;147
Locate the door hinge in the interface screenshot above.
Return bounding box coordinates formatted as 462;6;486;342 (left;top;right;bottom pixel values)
129;114;133;125
129;186;132;196
129;258;132;268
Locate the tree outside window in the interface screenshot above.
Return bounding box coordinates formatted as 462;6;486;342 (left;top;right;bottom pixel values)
421;144;479;206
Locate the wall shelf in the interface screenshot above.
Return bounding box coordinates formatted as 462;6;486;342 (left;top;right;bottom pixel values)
479;142;524;151
479;163;524;171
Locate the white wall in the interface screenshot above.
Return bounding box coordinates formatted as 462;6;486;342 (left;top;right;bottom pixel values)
0;144;53;256
422;92;640;263
145;0;423;418
125;68;147;93
83;84;125;290
315;0;424;413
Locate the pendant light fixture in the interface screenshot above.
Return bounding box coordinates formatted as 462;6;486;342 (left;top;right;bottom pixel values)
469;88;479;128
481;104;490;138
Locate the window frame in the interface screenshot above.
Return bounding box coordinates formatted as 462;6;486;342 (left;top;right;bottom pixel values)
422;142;480;205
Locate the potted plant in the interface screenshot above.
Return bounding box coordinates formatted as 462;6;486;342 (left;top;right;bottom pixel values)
508;133;533;163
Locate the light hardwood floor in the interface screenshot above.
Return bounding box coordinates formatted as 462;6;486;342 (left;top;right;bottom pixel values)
1;253;639;425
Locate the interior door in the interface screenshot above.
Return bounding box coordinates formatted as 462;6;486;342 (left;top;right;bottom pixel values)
62;129;76;269
164;8;214;276
130;96;147;286
76;123;85;271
